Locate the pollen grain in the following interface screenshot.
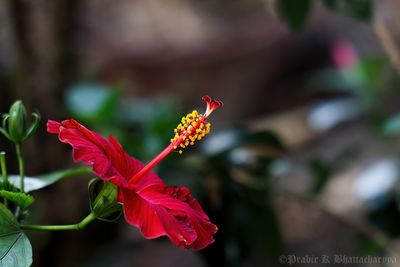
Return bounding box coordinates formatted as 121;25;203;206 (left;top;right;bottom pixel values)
170;110;211;153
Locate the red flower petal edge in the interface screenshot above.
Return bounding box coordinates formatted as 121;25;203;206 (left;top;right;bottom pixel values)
47;118;218;250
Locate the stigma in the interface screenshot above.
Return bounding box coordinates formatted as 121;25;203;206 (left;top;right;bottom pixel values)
170;96;223;154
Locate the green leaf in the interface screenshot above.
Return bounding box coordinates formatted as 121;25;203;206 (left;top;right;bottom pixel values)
88;179;122;222
0;181;18;192
65;83;119;123
0;203;32;267
276;0;313;30
0;191;34;209
8;167;91;192
323;0;372;21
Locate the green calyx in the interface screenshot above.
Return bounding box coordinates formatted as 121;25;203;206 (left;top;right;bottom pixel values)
88;178;122;222
0;100;41;144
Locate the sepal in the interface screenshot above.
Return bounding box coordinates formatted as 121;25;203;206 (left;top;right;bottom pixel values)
88;178;122;222
23;111;41;142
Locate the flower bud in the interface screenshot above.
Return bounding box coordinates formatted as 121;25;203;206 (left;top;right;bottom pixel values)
88;178;122;222
0;100;40;144
8;101;27;143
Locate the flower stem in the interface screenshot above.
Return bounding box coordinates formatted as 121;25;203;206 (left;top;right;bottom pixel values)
0;152;9;207
21;212;97;231
15;144;25;193
0;152;8;183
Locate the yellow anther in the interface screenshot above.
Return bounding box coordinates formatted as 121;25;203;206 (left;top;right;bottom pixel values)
171;110;212;154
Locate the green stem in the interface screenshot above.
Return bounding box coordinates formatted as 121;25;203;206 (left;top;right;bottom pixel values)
0;152;9;207
21;212;97;231
15;144;25;193
0;152;8;183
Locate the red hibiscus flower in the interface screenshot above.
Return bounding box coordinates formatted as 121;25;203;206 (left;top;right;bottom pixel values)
47;96;222;250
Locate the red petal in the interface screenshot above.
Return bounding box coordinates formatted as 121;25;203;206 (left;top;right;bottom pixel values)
47;119;162;189
119;187;167;239
120;185;217;250
164;186;218;250
47;120;61;134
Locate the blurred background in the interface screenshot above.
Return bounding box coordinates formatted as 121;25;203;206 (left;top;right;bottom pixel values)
2;0;400;266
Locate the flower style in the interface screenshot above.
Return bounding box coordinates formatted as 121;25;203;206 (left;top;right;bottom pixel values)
47;96;222;250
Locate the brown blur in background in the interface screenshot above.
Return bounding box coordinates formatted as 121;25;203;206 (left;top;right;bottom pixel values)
2;0;400;266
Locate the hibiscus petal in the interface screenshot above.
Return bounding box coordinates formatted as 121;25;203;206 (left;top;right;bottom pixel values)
47;120;61;133
120;185;217;250
164;186;218;250
119;188;167;239
47;119;162;189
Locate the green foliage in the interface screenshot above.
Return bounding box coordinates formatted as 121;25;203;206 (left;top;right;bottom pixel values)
312;55;390;129
323;0;372;21
65;83;120;124
0;191;34;209
0;181;18;192
8;167;91;192
88;179;122;222
0;203;32;267
308;159;332;195
275;0;372;31
356;236;385;256
139;99;181;159
276;0;312;30
64;83;181;161
382;114;400;136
